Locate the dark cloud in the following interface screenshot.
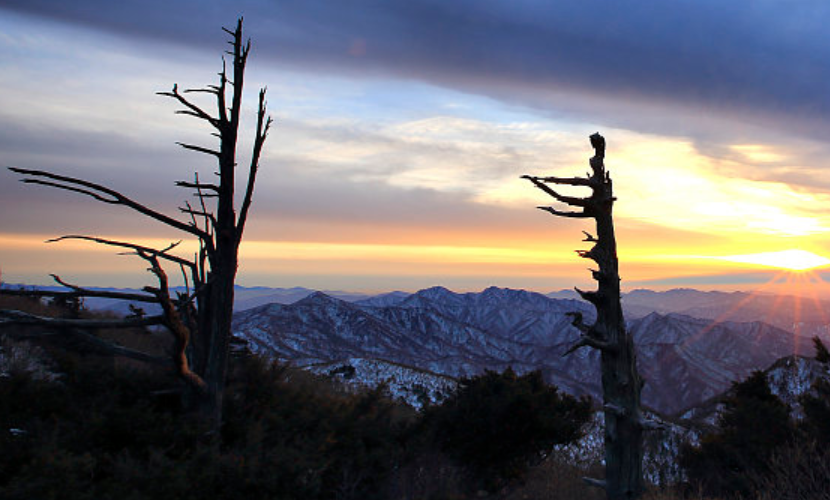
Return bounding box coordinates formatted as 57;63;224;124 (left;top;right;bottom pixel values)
4;0;829;141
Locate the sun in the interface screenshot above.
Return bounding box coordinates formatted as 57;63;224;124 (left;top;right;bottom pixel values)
719;249;830;272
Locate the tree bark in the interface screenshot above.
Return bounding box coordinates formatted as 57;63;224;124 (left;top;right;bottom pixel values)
524;133;644;499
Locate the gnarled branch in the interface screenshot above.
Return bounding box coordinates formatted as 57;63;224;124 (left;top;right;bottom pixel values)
563;334;616;356
522;174;596;188
47;235;196;271
0;281;158;304
50;274;160;303
565;311;592;334
157;83;220;129
0;308;164;328
139;252;207;393
237;87;272;239
9;168;210;241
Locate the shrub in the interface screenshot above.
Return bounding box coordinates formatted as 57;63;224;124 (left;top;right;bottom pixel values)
748;438;830;500
800;337;830;446
0;350;413;500
421;368;592;492
679;371;794;498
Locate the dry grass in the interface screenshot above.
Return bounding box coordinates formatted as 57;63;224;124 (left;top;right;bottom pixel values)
641;487;719;500
498;456;730;500
749;439;830;500
499;456;605;500
386;450;468;500
0;293;58;317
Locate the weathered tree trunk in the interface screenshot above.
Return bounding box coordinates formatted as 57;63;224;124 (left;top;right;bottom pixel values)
166;18;270;425
523;133;644;499
1;18;271;429
196;262;237;423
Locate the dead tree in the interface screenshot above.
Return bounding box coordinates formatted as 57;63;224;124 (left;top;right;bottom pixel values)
523;133;645;499
0;18;271;426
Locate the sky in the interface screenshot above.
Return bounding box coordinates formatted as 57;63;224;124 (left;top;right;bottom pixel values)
2;0;830;294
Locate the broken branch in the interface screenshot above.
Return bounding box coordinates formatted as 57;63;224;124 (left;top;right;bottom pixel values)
237;89;271;239
157;83;220;128
524;175;592;207
537;206;592;218
565;311;592;334
176;142;221;158
0;309;164;328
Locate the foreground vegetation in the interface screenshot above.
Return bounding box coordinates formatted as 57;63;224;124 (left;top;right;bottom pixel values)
2;295;830;499
0;295;594;499
678;347;830;500
0;352;593;499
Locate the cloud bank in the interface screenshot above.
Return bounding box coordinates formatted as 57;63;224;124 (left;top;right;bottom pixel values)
4;0;829;139
3;1;830;290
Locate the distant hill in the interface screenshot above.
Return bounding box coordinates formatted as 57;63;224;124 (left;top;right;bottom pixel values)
680;354;830;425
544;287;830;341
11;282;829;341
232;286;812;414
0;283;369;316
7;282;822;413
618;288;830;340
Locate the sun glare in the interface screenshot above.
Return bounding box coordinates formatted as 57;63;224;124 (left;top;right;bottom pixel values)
719;249;830;272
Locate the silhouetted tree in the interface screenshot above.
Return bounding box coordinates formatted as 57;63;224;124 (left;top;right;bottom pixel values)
812;336;830;364
679;371;794;498
523;134;650;499
0;18;271;426
799;338;830;446
801;379;830;444
421;368;591;492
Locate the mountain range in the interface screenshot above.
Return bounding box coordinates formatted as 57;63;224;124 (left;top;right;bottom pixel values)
6;282;824;414
9;281;830;339
231;286;817;415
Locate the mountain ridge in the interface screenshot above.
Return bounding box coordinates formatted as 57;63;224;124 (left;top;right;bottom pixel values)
232;287;814;414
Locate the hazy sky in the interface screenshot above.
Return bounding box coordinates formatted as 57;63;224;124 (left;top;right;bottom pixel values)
2;1;830;293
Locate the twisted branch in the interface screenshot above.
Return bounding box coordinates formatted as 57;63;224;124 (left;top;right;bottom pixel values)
9;168;210;241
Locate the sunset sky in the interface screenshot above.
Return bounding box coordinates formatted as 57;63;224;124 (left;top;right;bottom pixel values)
2;1;830;294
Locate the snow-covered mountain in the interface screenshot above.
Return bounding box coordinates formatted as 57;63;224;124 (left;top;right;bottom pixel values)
305;357;457;408
232;286;811;414
0;283;369;316
565;353;830;486
14;282;830;341
8;282;820;414
619;288;830;341
680;353;830;425
632;312;810;414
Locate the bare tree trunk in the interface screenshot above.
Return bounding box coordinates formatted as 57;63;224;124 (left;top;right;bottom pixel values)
197;265;236;423
523;133;644;499
2;18;271;429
